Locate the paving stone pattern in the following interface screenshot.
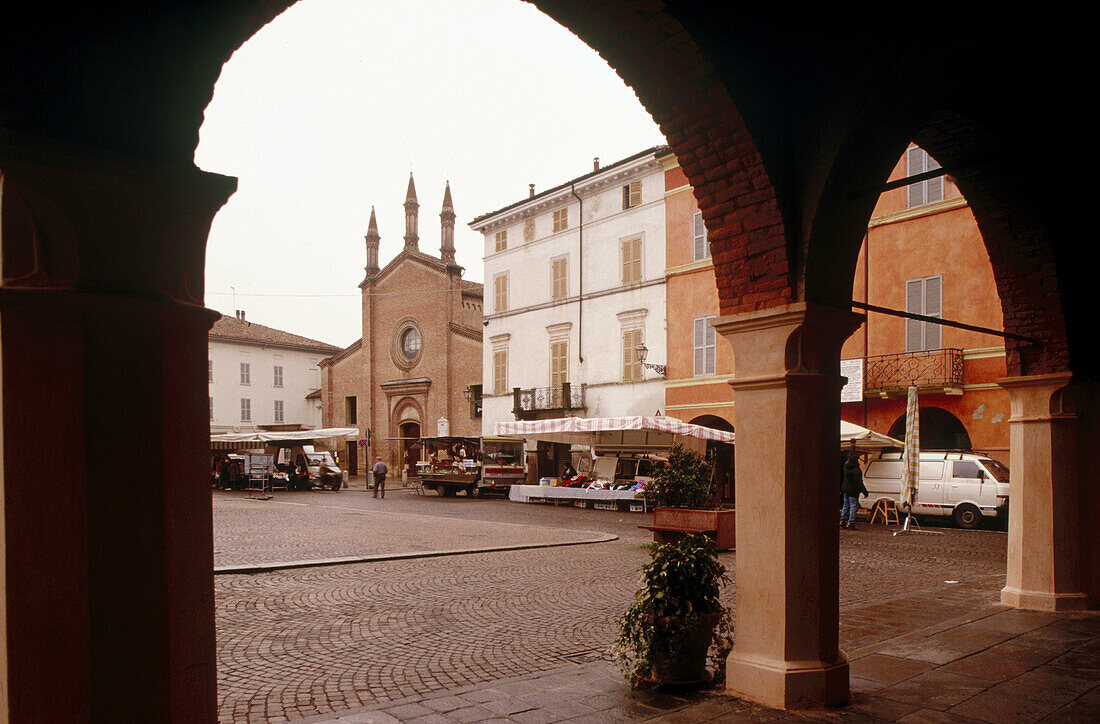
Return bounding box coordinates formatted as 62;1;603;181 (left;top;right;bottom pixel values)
214;490;1097;723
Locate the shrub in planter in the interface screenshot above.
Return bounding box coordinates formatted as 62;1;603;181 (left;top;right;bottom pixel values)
644;444;719;509
611;533;733;688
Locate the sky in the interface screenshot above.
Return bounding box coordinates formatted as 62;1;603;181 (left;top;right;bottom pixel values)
195;0;667;348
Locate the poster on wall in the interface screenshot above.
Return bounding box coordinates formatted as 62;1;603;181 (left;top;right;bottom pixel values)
841;358;864;403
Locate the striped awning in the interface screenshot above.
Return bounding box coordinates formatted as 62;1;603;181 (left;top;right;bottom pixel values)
494;416;735;446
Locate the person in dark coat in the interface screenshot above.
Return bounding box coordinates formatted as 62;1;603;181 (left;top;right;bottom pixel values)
840;451;869;529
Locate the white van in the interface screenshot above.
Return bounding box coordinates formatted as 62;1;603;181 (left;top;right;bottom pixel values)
862;451;1010;529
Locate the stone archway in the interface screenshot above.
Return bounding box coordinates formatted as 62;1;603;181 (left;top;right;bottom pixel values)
888;407;973;452
2;5;1095;721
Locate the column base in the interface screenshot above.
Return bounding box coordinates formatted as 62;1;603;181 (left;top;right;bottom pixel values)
1001;586;1090;611
725;648;850;709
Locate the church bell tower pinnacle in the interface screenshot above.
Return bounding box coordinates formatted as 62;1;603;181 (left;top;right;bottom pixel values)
440;181;456;264
403;173;419;252
364;206;380;278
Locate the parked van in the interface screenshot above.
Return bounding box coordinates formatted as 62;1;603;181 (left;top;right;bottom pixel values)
862;451;1010;529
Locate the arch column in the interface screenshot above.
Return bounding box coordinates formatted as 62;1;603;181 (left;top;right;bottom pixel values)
998;373;1094;611
714;302;862;709
1;136;232;721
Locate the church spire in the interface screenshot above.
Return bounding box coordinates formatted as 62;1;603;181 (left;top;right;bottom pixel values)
440;181;456;264
364;206;380;277
403;172;419;251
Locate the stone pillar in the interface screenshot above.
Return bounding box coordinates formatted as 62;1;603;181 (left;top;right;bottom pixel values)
1;135;233;721
998;373;1091;611
713;302;861;709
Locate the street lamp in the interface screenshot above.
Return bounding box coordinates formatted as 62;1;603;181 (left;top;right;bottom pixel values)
635;343;667;378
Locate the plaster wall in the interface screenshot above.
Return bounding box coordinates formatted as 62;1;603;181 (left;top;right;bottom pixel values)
208;339;324;432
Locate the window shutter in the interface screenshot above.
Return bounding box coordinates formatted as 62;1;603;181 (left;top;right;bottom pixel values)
622;329;642;382
926;155;943;203
693;317;706;376
924;276;942;350
495;275;508;312
493;350;507;395
693;212;708;260
907;146;925;208
622;237;642;284
906;279;924;352
705;320;716;375
551;340;568;388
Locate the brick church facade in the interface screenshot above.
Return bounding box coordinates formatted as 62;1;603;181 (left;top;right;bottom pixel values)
320;176;483;478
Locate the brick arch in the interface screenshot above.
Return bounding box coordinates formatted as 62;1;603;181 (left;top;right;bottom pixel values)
523;2;793;315
913;113;1068;376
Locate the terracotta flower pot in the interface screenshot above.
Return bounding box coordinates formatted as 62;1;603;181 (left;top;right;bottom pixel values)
646;612;721;686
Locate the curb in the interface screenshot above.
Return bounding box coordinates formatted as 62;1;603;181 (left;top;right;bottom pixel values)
214;532;619;575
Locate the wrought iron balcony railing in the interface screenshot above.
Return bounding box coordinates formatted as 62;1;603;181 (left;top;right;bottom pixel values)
864;348;964;394
512;383;586;419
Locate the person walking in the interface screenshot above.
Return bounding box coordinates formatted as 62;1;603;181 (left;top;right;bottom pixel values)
372;456;388;499
840;451;868;529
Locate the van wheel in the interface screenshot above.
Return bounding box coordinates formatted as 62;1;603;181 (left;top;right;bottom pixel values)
953;504;982;530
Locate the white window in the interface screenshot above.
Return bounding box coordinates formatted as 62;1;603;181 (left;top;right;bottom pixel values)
693;211;709;261
622;328;644;383
622;180;641;210
551;256;568;301
240;398;251;421
493;348;508;395
694;316;717;377
208;359;213;382
495;230;508;252
906;276;943;352
906;146;943;209
209;397;213;420
494;273;508;313
274;400;284;423
273;365;283;387
552;208;568;233
240;362;250;385
621;236;642;285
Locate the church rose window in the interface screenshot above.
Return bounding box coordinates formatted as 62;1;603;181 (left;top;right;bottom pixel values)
401;328;422;360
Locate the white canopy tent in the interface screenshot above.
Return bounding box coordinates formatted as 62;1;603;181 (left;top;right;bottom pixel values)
495;416;898;453
494;415;735;449
840;421;904;452
210;427;360;444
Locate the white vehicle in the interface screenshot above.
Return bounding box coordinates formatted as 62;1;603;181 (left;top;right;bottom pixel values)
862;451;1010;529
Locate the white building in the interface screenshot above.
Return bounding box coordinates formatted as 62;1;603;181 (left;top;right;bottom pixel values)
208;312;342;434
471;147;669;445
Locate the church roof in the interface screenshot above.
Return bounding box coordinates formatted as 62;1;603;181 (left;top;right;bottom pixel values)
209;315;342;353
369;248;483;298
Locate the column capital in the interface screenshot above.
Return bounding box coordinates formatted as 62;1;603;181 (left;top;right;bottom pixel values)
997;372;1076;423
714;302;863;383
2;131;235;306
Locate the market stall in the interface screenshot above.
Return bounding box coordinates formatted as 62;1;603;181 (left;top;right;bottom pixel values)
496;416;736;511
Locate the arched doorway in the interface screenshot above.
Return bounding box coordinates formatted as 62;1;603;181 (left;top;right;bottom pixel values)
888;407;972;451
399;420;422;479
689;415;735;504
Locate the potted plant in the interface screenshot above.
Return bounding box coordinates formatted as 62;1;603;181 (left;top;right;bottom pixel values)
611;533;733;688
641;444;735;550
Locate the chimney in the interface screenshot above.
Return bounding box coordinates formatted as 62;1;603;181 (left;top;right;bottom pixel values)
529;184;535;198
235;310;246;322
593;157;600;171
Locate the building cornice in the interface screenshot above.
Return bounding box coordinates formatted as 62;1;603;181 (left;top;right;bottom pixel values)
868;196;968;229
469;146;668;232
482;277;665;323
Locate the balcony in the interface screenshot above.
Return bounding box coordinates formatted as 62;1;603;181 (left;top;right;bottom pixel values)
512;383;587;420
864;348;964;396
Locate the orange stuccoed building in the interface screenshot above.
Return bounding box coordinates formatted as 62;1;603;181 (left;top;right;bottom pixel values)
664;144;1010;474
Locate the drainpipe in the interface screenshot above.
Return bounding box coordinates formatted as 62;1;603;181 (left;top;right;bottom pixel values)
571;182;584;364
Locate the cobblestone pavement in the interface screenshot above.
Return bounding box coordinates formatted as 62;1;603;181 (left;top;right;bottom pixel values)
213;489;1096;723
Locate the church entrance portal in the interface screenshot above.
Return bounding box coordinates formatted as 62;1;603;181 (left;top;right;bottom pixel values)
399;421;422;479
